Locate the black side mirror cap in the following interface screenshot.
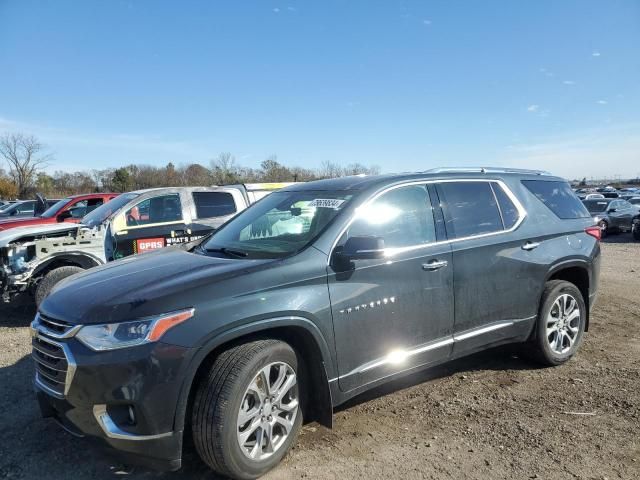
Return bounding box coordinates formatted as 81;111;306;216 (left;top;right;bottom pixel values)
339;236;386;260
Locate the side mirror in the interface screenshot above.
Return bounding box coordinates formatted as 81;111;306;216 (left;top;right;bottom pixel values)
340;236;386;260
57;210;73;222
608;208;617;213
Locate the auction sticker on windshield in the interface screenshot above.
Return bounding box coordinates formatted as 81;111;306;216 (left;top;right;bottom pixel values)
307;199;346;209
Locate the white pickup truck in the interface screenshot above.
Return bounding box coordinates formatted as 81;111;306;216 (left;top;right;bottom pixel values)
0;183;295;304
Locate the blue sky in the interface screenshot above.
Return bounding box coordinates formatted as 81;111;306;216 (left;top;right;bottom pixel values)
1;0;639;179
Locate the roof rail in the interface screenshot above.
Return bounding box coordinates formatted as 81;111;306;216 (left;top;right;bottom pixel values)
425;167;553;176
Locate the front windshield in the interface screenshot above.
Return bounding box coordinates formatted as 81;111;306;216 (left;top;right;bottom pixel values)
583;200;609;213
0;203;12;211
203;191;353;259
1;203;20;214
81;193;135;227
40;198;72;218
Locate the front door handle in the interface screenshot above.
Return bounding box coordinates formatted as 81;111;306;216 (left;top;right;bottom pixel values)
422;260;448;271
522;241;541;251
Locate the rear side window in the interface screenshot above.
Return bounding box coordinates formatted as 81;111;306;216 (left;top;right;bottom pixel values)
193;192;237;219
522;180;589;219
436;182;503;239
491;182;520;229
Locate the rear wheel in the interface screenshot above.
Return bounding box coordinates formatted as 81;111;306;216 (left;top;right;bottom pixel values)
35;266;85;307
526;280;586;366
192;340;303;480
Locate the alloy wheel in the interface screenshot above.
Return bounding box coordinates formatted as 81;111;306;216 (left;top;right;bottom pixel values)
237;361;299;461
546;293;581;355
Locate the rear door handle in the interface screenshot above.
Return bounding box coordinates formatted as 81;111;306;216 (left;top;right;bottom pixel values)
522;241;541;251
422;260;448;271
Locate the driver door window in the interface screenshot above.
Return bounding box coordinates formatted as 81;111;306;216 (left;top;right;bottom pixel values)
125;194;183;227
344;184;436;249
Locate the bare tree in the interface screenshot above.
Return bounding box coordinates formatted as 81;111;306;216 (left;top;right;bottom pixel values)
210;152;238;185
0;133;51;196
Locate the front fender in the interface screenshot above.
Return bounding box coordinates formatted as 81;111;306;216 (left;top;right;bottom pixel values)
32;251;104;277
172;315;335;434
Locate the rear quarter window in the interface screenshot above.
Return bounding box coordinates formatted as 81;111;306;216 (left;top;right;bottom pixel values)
522;180;590;219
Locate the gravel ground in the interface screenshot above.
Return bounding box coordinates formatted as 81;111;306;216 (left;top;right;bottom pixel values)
1;239;638;480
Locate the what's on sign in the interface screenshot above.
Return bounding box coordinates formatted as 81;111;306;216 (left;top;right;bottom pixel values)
136;237;166;253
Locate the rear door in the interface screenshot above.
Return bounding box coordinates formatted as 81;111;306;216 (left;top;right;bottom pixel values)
112;192;190;259
434;180;534;355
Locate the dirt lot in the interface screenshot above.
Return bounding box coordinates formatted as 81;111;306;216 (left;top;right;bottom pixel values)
1;239;639;480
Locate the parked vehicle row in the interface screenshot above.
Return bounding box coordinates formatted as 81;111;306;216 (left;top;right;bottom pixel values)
31;168;601;479
0;183;294;304
581;197;640;240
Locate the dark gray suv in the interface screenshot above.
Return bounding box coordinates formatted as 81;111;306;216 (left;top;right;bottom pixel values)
32;168;601;479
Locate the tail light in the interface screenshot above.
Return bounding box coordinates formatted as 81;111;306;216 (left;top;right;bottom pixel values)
585;225;601;241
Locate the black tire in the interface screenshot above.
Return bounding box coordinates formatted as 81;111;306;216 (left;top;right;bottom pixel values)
526;280;586;366
598;219;608;238
35;266;85;307
633;219;640;241
192;340;304;480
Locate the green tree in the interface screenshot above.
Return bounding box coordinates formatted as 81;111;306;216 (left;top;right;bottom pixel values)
112;167;133;192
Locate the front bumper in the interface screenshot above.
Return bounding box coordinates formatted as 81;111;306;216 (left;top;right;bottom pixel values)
32;320;197;471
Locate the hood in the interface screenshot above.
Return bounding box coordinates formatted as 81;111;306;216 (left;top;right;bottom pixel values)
40;247;273;324
0;223;80;247
0;216;49;231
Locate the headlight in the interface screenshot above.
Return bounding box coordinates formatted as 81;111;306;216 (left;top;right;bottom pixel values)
8;245;30;273
75;308;194;351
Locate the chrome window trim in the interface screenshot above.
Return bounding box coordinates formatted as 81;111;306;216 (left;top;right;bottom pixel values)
327;178;527;264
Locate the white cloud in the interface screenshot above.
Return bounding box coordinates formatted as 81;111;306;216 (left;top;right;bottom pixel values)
287;6;296;11
272;7;280;13
527;105;539;112
563;80;576;85
592;51;601;57
597;100;608;105
423;19;432;25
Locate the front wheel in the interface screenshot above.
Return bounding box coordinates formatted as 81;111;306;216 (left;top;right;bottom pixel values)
35;266;85;307
526;280;586;366
192;340;303;480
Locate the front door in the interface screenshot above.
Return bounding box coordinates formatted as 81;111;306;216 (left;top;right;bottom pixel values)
112;192;190;259
328;183;454;392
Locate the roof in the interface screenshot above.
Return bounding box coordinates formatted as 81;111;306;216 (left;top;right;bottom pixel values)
282;167;563;192
66;192;119;199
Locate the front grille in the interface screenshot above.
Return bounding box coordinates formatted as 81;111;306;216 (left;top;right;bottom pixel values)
38;314;75;336
32;335;69;396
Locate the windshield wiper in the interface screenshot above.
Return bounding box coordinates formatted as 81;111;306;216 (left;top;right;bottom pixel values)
205;247;249;258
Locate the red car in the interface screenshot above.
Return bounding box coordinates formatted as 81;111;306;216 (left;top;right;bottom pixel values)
0;193;118;231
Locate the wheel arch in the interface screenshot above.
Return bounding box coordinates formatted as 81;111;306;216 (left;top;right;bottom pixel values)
31;252;102;279
545;260;591;331
174;316;335;442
